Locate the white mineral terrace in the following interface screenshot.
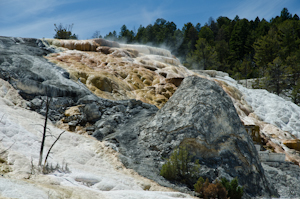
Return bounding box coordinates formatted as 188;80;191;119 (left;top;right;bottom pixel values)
119;44;172;58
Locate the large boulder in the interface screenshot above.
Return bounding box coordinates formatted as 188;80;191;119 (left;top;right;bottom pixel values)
106;76;277;198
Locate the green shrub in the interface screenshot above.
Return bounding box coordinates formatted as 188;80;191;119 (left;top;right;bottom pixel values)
221;177;244;199
194;177;205;194
194;177;227;199
160;145;200;183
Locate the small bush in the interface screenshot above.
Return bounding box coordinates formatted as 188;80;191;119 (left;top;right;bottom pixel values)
194;177;227;199
54;23;78;39
194;176;205;194
160;145;200;184
221;177;244;199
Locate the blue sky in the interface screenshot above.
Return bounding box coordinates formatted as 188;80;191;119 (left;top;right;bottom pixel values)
1;0;300;39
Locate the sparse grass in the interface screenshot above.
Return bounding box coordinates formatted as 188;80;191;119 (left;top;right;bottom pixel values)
43;162;70;174
0;156;12;175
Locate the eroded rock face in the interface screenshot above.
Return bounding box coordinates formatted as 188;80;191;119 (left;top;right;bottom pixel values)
105;76;277;198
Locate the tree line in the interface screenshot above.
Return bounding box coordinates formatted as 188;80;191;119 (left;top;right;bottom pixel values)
54;8;300;103
105;8;300;104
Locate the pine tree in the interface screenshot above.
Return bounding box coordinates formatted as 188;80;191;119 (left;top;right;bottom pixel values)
177;23;198;62
286;50;300;103
265;57;287;95
277;20;300;59
254;27;280;76
254;18;270;38
198;26;214;44
187;38;218;70
293;14;300;21
119;25;134;43
236;54;254;87
215;40;230;72
216;16;232;42
229;19;251;61
281;8;292;21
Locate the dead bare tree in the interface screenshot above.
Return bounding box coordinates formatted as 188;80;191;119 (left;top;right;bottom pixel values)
43;130;65;172
38;96;50;166
38;96;66;173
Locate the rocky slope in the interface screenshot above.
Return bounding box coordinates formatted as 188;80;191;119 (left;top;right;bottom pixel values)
1;36;300;198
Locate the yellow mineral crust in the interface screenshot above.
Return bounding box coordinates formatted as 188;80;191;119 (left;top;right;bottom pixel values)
46;39;196;108
65;105;84;117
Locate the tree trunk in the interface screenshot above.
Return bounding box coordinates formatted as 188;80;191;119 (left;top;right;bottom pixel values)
38;97;50;166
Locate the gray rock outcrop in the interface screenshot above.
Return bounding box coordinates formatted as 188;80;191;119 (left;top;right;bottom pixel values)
103;76;277;198
0;36;89;99
0;36;92;120
263;162;300;198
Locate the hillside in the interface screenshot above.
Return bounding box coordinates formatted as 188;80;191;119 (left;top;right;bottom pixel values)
1;36;300;198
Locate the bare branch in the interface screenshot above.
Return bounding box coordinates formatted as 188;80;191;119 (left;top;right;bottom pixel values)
43;131;65;173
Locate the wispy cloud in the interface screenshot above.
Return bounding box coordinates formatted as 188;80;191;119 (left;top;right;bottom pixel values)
3;0;297;39
140;7;164;25
221;0;291;20
0;0;78;23
73;5;170;39
0;1;172;39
